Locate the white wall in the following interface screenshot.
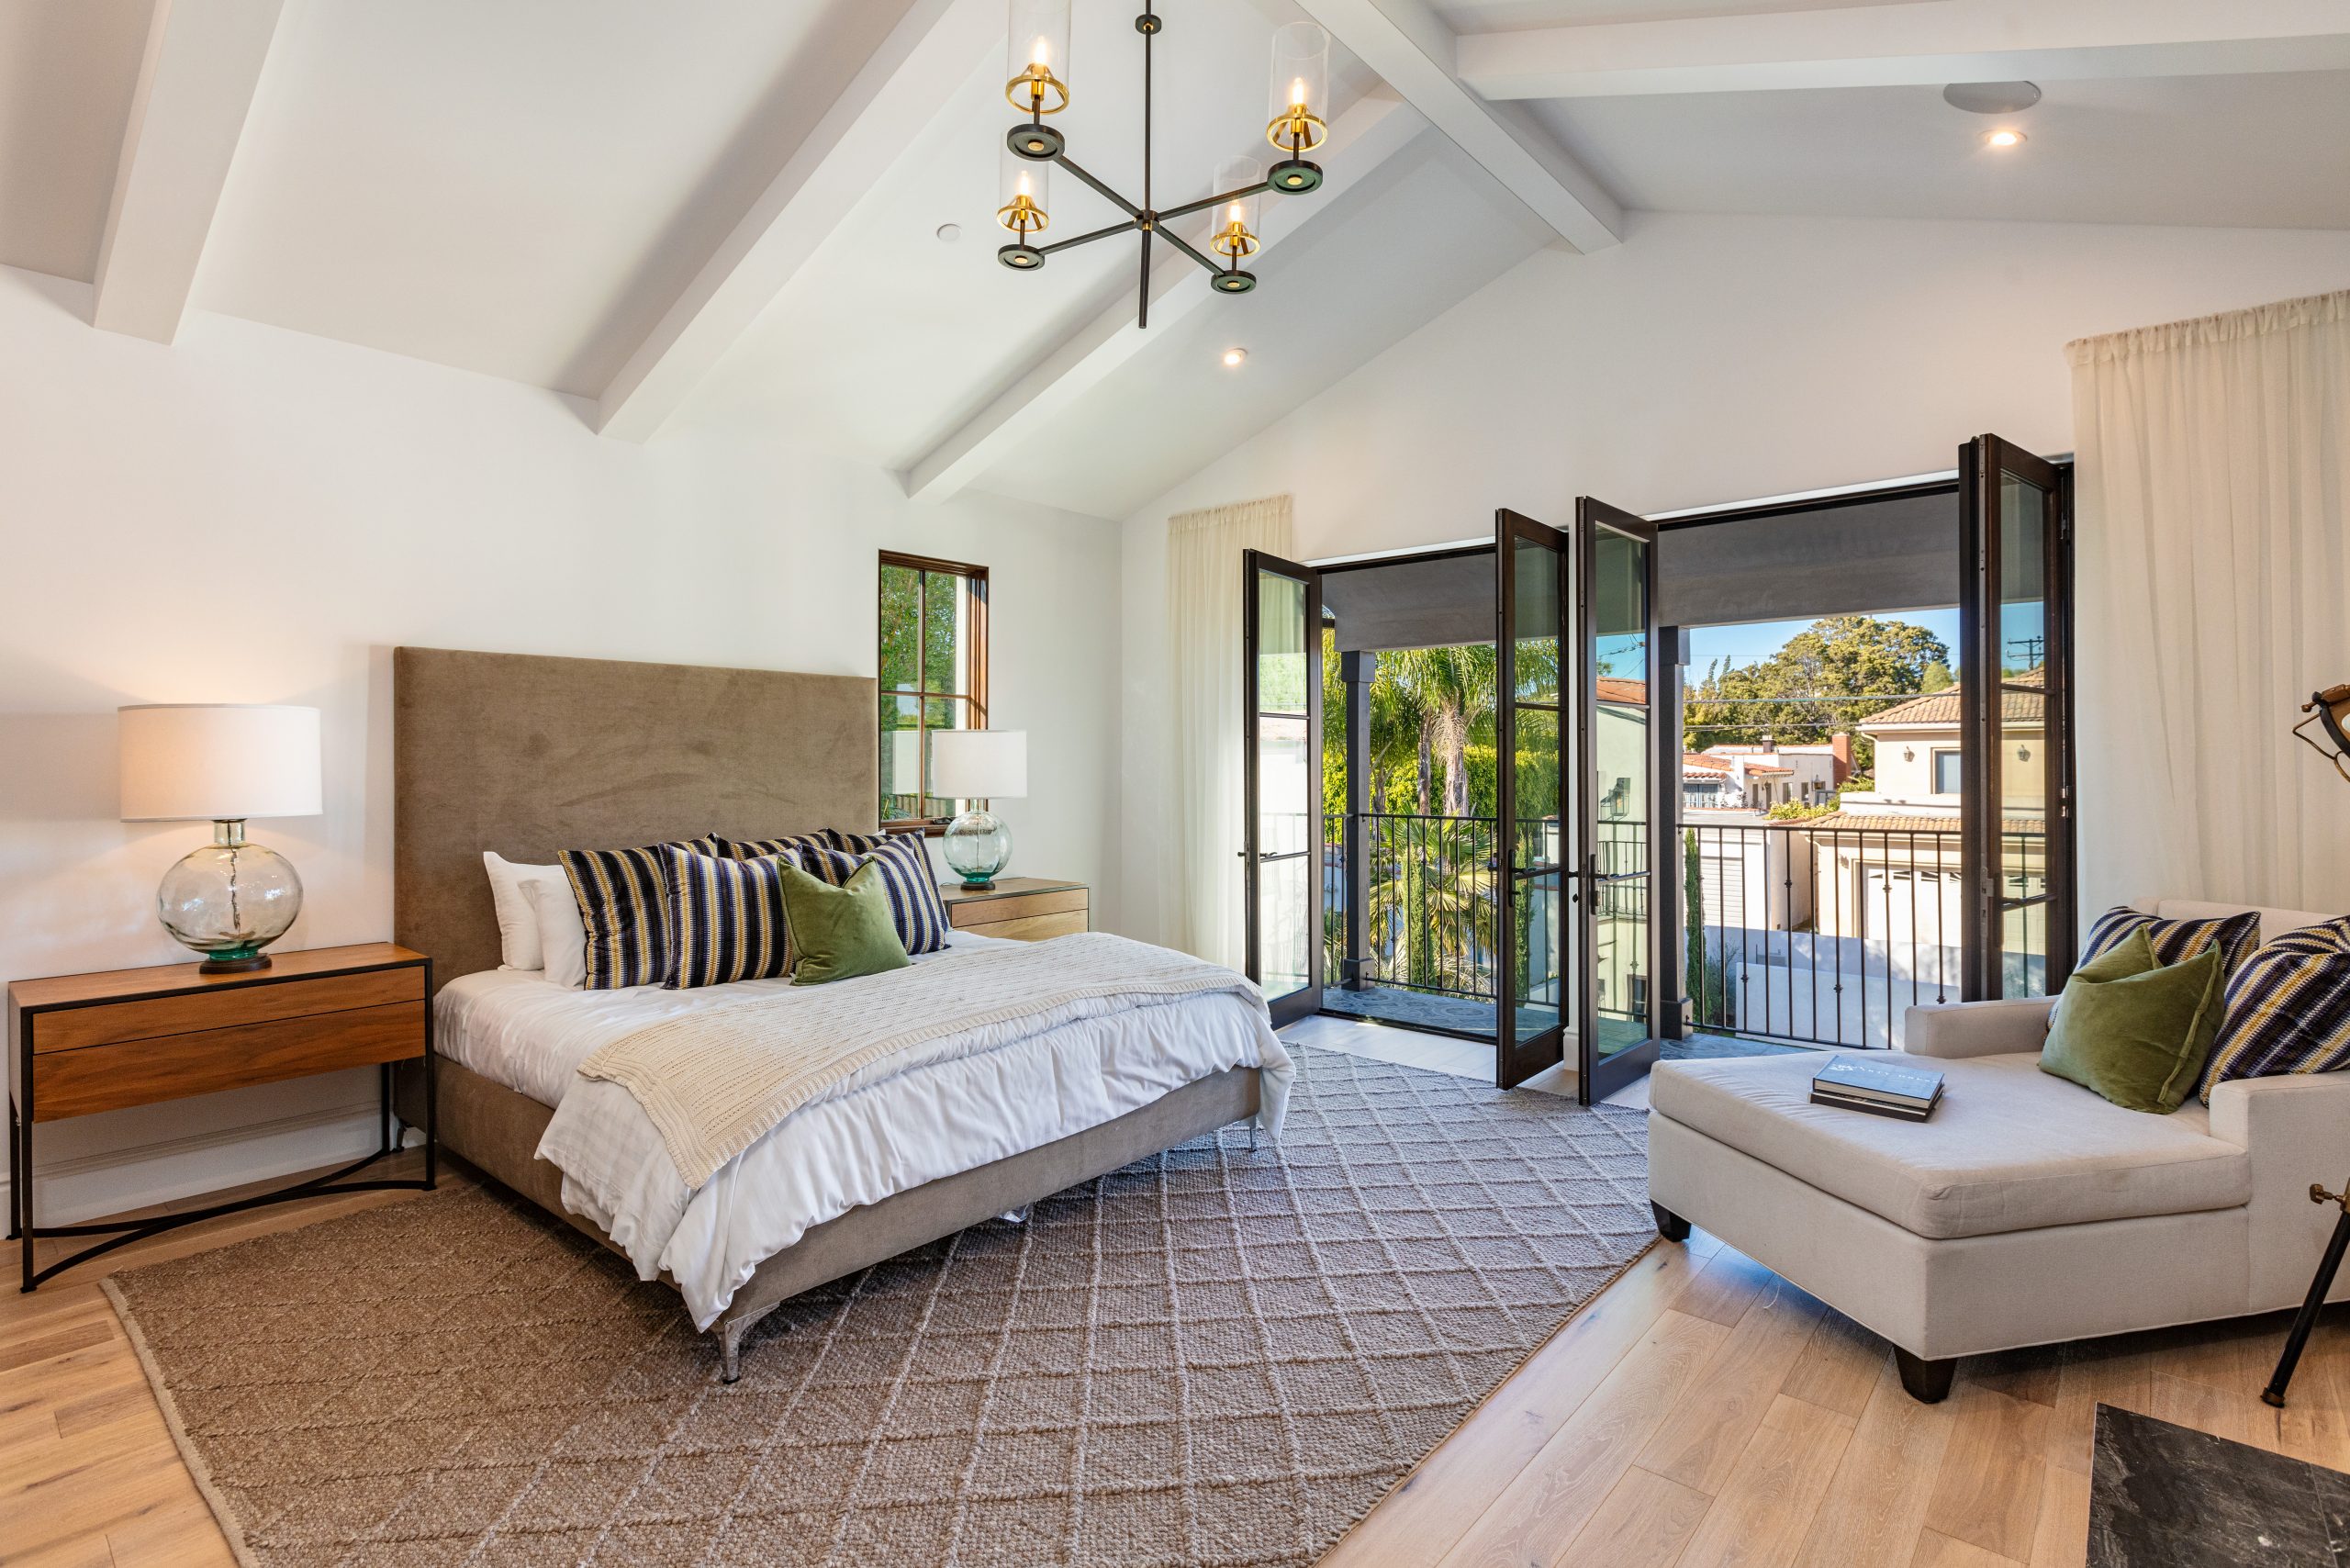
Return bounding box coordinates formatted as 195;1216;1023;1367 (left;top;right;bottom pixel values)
1119;210;2350;950
0;263;1121;1224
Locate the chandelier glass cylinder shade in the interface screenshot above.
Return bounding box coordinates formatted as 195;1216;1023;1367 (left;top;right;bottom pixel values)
1006;0;1072;116
1266;22;1330;192
998;146;1050;269
993;0;1331;323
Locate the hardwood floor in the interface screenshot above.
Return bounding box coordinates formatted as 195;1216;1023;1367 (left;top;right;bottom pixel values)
10;1148;2347;1566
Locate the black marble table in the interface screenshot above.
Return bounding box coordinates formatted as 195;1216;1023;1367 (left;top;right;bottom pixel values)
2092;1405;2350;1565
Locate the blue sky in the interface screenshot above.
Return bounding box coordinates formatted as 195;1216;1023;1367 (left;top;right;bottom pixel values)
1685;609;1962;674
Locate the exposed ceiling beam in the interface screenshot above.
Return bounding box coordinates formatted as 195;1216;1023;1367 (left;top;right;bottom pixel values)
92;0;284;344
901;95;1429;506
1458;0;2350;100
1291;0;1622;253
595;0;998;443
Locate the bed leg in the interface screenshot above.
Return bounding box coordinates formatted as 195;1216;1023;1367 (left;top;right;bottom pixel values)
717;1304;782;1383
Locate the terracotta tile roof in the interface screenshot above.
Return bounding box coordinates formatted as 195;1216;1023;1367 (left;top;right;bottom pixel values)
1682;754;1731;776
1860;666;2045;729
1808;812;2046;834
1595;678;1647;705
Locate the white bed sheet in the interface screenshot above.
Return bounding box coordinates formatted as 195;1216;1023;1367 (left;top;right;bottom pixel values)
433;933;1291;1328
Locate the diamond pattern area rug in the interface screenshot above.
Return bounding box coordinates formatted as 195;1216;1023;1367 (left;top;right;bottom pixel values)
104;1046;1651;1567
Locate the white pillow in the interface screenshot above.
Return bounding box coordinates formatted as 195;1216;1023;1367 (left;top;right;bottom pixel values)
483;852;564;970
529;875;588;990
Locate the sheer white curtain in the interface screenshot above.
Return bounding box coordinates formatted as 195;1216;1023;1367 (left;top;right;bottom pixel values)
1168;495;1294;965
2071;288;2350;915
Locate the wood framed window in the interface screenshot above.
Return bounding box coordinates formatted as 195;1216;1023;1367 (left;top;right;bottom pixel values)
878;552;989;830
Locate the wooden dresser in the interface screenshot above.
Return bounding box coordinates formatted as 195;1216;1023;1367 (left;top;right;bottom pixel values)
938;877;1090;942
7;942;434;1289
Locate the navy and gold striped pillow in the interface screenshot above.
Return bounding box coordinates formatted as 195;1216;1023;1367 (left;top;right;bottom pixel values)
712;832;830;861
661;845;798;989
2083;906;2264;979
819;827;890;855
800;834;950;955
2199;918;2350;1102
557;838;713;990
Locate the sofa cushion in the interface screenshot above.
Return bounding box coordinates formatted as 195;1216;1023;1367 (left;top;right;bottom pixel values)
1650;1050;2251;1239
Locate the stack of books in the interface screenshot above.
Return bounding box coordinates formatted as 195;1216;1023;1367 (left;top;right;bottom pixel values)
1810;1056;1944;1121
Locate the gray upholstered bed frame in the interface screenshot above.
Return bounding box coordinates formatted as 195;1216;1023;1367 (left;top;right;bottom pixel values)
387;646;1259;1377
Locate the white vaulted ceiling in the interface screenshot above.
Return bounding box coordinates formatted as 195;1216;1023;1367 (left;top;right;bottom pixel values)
1;0;2344;521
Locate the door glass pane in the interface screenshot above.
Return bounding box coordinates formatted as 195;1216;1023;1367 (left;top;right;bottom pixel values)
1257;573;1308;716
1591;526;1651;1059
1513;539;1560;703
1996;474;2050;998
1510;538;1564;1050
1257;711;1312;997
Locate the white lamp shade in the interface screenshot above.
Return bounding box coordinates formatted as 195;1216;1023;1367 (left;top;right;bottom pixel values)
119;704;323;822
928;728;1027;799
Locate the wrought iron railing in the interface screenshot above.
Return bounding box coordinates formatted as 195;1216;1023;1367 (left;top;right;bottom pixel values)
1318;810;2048;1051
1683;821;2048;1049
1324;812;1498;1001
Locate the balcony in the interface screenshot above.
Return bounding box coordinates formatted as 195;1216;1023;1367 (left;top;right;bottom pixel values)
1322;812;2050;1051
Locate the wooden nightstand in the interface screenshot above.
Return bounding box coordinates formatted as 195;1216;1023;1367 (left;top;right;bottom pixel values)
938;877;1090;942
6;943;434;1291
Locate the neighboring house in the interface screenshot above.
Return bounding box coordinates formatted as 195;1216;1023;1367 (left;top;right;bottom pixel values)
1809;670;2048;949
1682;734;1851;811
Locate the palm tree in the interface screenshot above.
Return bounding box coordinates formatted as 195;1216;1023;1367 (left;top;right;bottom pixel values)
1382;644;1499;819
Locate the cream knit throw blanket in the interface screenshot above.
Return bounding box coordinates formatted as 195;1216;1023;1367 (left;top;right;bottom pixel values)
576;933;1267;1187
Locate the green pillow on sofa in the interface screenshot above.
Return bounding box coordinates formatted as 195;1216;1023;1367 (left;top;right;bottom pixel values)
2040;937;2225;1114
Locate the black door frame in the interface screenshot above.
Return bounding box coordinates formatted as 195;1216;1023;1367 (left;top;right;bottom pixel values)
1959;437;2077;1002
1241;549;1326;1027
1496;509;1572;1088
1575;496;1665;1105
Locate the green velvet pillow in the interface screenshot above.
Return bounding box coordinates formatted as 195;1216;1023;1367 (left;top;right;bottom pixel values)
2041;942;2226;1114
778;859;910;986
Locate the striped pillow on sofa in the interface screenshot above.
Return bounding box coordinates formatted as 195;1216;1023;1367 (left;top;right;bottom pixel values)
661;845;799;989
801;834;950;955
2083;905;2264;978
2199;918;2350;1103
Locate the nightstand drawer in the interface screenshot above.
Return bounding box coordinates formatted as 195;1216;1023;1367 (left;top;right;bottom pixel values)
975;910;1089;942
32;1001;427;1120
35;967;426;1054
949;888;1088;927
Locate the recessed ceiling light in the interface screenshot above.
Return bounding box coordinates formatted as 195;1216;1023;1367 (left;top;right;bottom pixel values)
1982;129;2026;150
935;222;962;242
1222;347;1248;368
1943;81;2042;116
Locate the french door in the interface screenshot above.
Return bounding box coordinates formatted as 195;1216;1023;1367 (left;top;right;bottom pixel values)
1495;511;1572;1088
1959;437;2076;1000
1574;498;1665;1103
1242;550;1325;1026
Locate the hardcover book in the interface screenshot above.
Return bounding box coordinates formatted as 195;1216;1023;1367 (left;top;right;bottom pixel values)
1813;1055;1944;1112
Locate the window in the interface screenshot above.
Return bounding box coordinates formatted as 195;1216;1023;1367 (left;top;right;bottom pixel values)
1932;749;1963;794
878;553;988;827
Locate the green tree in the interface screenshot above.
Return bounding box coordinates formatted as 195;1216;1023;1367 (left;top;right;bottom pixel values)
1683;615;1950;774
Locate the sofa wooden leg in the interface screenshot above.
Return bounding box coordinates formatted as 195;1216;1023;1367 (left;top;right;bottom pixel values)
1651;1203;1691;1243
1894;1349;1955;1404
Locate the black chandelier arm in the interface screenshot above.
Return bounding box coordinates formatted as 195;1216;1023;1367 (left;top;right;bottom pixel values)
1051;154;1143;219
1156;227;1227;279
1154;181;1274;224
1038;218;1141;256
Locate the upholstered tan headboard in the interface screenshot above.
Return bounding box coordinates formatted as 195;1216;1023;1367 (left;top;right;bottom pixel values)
394;647;878;990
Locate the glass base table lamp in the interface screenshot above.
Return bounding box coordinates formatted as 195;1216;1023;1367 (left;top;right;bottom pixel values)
927;729;1027;890
118;704;323;972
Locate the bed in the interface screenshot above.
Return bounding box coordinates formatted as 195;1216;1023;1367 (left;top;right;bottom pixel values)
388;646;1285;1377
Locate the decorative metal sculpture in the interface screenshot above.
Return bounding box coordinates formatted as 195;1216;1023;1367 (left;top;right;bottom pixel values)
2292;684;2350;783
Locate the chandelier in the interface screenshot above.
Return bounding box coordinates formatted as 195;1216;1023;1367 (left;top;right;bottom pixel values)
996;1;1333;328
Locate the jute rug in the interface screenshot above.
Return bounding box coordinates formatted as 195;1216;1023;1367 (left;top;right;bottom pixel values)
104;1046;1651;1567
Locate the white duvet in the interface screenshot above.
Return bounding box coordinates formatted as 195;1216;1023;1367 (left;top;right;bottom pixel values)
433;933;1292;1328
